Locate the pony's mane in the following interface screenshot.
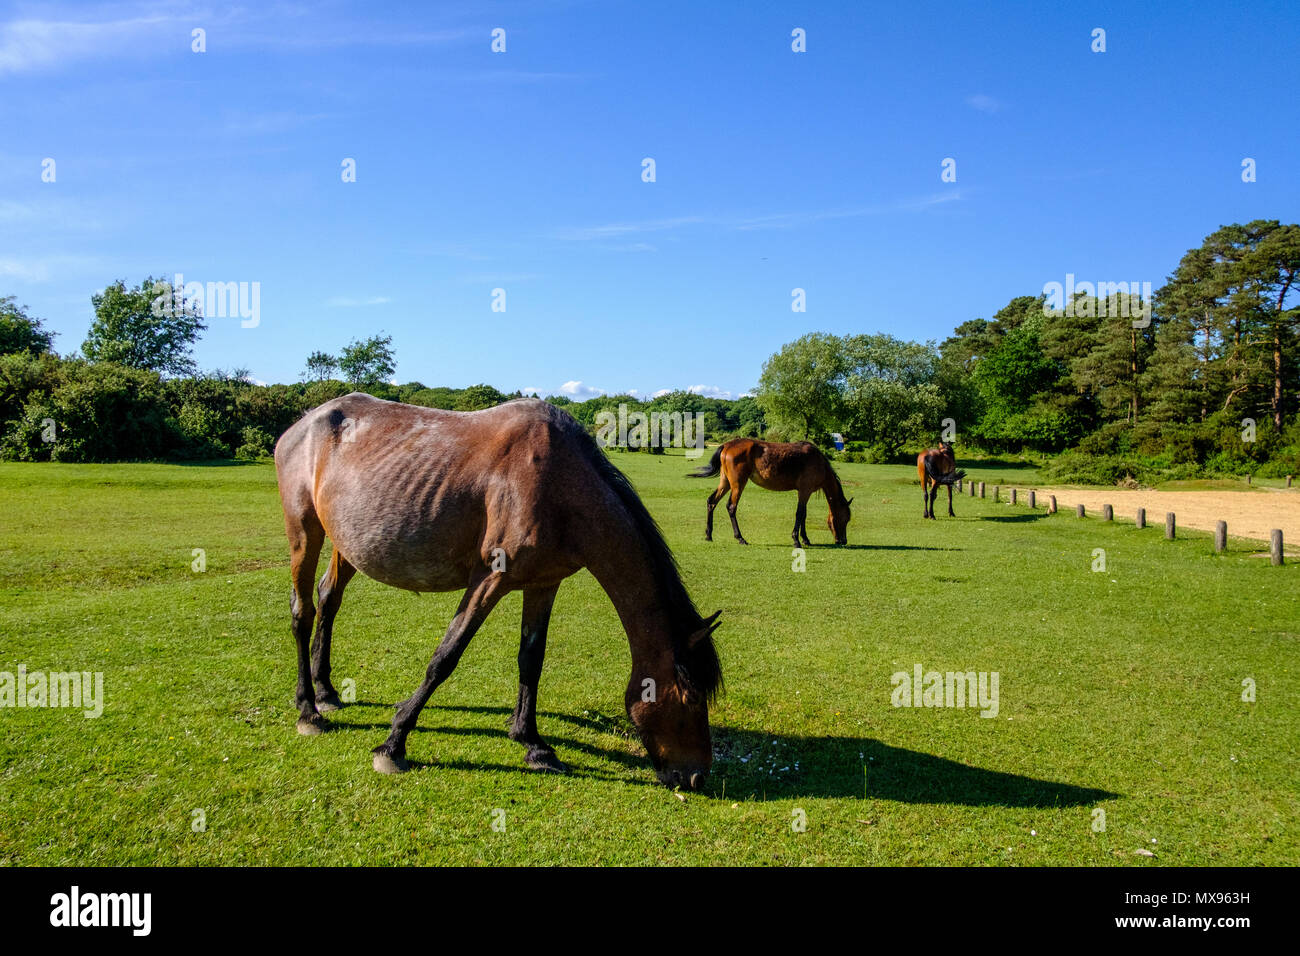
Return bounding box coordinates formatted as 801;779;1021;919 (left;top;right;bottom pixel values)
574;428;723;702
824;460;847;504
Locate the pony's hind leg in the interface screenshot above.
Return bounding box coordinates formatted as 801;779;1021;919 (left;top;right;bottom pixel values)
508;584;566;773
705;477;728;541
372;570;508;774
286;512;327;735
947;482;955;517
727;478;750;545
311;548;357;711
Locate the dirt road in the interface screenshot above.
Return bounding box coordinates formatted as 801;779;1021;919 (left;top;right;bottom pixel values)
1022;485;1299;551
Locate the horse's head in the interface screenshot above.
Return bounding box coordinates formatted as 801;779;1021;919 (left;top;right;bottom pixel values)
626;612;721;790
938;440;954;456
827;496;853;545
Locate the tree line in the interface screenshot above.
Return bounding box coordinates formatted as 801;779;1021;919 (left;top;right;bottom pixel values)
755;220;1299;482
1;219;1296;482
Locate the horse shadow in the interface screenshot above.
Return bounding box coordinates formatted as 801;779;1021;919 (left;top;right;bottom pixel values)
326;703;1116;806
750;543;961;552
978;513;1050;523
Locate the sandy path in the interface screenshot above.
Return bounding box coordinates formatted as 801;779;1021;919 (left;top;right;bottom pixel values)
1012;485;1300;551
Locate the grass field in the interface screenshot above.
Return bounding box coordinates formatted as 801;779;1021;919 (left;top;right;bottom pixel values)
0;452;1296;865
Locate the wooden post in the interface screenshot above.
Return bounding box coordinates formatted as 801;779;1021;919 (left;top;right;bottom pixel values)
1272;529;1283;566
994;485;1000;502
1028;490;1036;508
1010;488;1017;505
979;481;985;498
1136;508;1146;529
1076;504;1085;518
1287;475;1293;488
968;480;975;497
1103;504;1113;521
1247;474;1252;485
1214;521;1226;553
1165;512;1176;539
1048;495;1057;514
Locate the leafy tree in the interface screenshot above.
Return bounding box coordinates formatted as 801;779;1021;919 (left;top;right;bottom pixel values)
456;383;507;411
0;297;56;356
755;332;848;441
1041;291;1154;425
337;334;396;386
1152;222;1300;431
82;277;206;376
839;334;944;455
304;350;338;381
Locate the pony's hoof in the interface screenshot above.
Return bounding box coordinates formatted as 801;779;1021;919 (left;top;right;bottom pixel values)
315;693;343;713
372;751;409;774
736;538;749;546
296;715;327;736
524;748;568;774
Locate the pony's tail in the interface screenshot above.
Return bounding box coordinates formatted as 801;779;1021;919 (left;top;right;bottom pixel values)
687;445;722;478
924;458;966;486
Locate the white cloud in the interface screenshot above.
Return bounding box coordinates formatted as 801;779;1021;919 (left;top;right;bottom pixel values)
0;10;475;75
0;254;103;281
966;94;1004;114
552;216;705;241
458;272;540;284
558;381;641;399
0;15;176;74
557;193;963;243
324;296;391;308
688;384;733;399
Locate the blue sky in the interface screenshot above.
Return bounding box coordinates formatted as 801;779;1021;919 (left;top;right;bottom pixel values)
2;0;1296;399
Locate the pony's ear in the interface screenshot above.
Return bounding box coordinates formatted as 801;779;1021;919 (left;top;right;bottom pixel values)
689;610;722;647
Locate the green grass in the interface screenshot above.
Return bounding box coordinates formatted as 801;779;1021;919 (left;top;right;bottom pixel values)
0;453;1296;865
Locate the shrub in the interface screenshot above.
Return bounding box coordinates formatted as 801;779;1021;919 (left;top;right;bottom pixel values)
235;425;276;460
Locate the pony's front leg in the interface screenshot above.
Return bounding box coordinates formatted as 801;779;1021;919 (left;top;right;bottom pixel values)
508;584;567;773
947;483;955;517
792;492;811;547
372;570;507;774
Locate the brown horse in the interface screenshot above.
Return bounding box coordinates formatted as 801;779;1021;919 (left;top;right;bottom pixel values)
688;438;852;546
917;440;966;519
274;393;722;789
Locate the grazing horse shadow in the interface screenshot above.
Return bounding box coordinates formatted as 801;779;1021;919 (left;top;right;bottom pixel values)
326;704;1116;805
979;514;1050;523
708;728;1118;805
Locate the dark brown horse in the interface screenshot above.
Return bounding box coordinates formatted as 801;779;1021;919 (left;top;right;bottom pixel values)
918;440;966;519
274;393;722;789
688;438;852;546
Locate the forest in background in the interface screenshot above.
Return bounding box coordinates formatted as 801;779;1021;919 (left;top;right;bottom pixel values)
2;220;1296;485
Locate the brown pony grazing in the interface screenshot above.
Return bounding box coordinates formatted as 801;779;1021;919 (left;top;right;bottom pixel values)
917;440;966;519
274;393;722;790
688;438;852;546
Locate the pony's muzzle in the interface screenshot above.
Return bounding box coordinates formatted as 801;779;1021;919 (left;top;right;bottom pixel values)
659;768;708;791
